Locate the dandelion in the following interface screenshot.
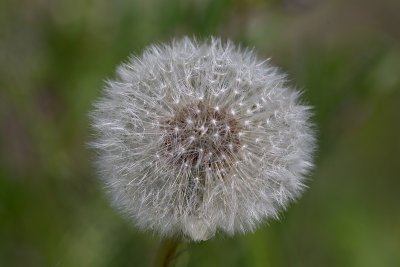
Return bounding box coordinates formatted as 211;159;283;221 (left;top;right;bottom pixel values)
90;37;316;242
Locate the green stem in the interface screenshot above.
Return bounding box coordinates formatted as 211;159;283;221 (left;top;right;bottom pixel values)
151;238;181;267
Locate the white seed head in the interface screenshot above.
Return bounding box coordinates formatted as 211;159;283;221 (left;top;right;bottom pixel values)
90;37;316;241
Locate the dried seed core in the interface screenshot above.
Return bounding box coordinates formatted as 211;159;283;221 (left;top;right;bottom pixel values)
161;102;241;172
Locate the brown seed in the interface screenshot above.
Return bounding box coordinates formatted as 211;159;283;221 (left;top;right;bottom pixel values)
161;102;241;172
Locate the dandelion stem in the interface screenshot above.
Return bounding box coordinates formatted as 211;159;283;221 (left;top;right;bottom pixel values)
151;238;181;267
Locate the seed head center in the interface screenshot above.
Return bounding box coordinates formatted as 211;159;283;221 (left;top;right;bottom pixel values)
161;102;241;171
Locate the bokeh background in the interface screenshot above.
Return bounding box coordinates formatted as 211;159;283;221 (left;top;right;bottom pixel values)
1;0;400;266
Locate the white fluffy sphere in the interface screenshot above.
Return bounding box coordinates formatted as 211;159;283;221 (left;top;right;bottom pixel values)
90;37;316;241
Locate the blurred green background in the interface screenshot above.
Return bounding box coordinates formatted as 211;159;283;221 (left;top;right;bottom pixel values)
1;0;399;266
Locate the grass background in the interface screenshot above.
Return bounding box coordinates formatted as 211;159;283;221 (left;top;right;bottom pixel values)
1;0;399;266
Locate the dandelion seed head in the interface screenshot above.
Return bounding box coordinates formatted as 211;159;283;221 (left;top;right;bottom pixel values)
90;37;316;241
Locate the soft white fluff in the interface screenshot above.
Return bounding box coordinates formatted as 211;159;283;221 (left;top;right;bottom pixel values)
90;37;316;241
